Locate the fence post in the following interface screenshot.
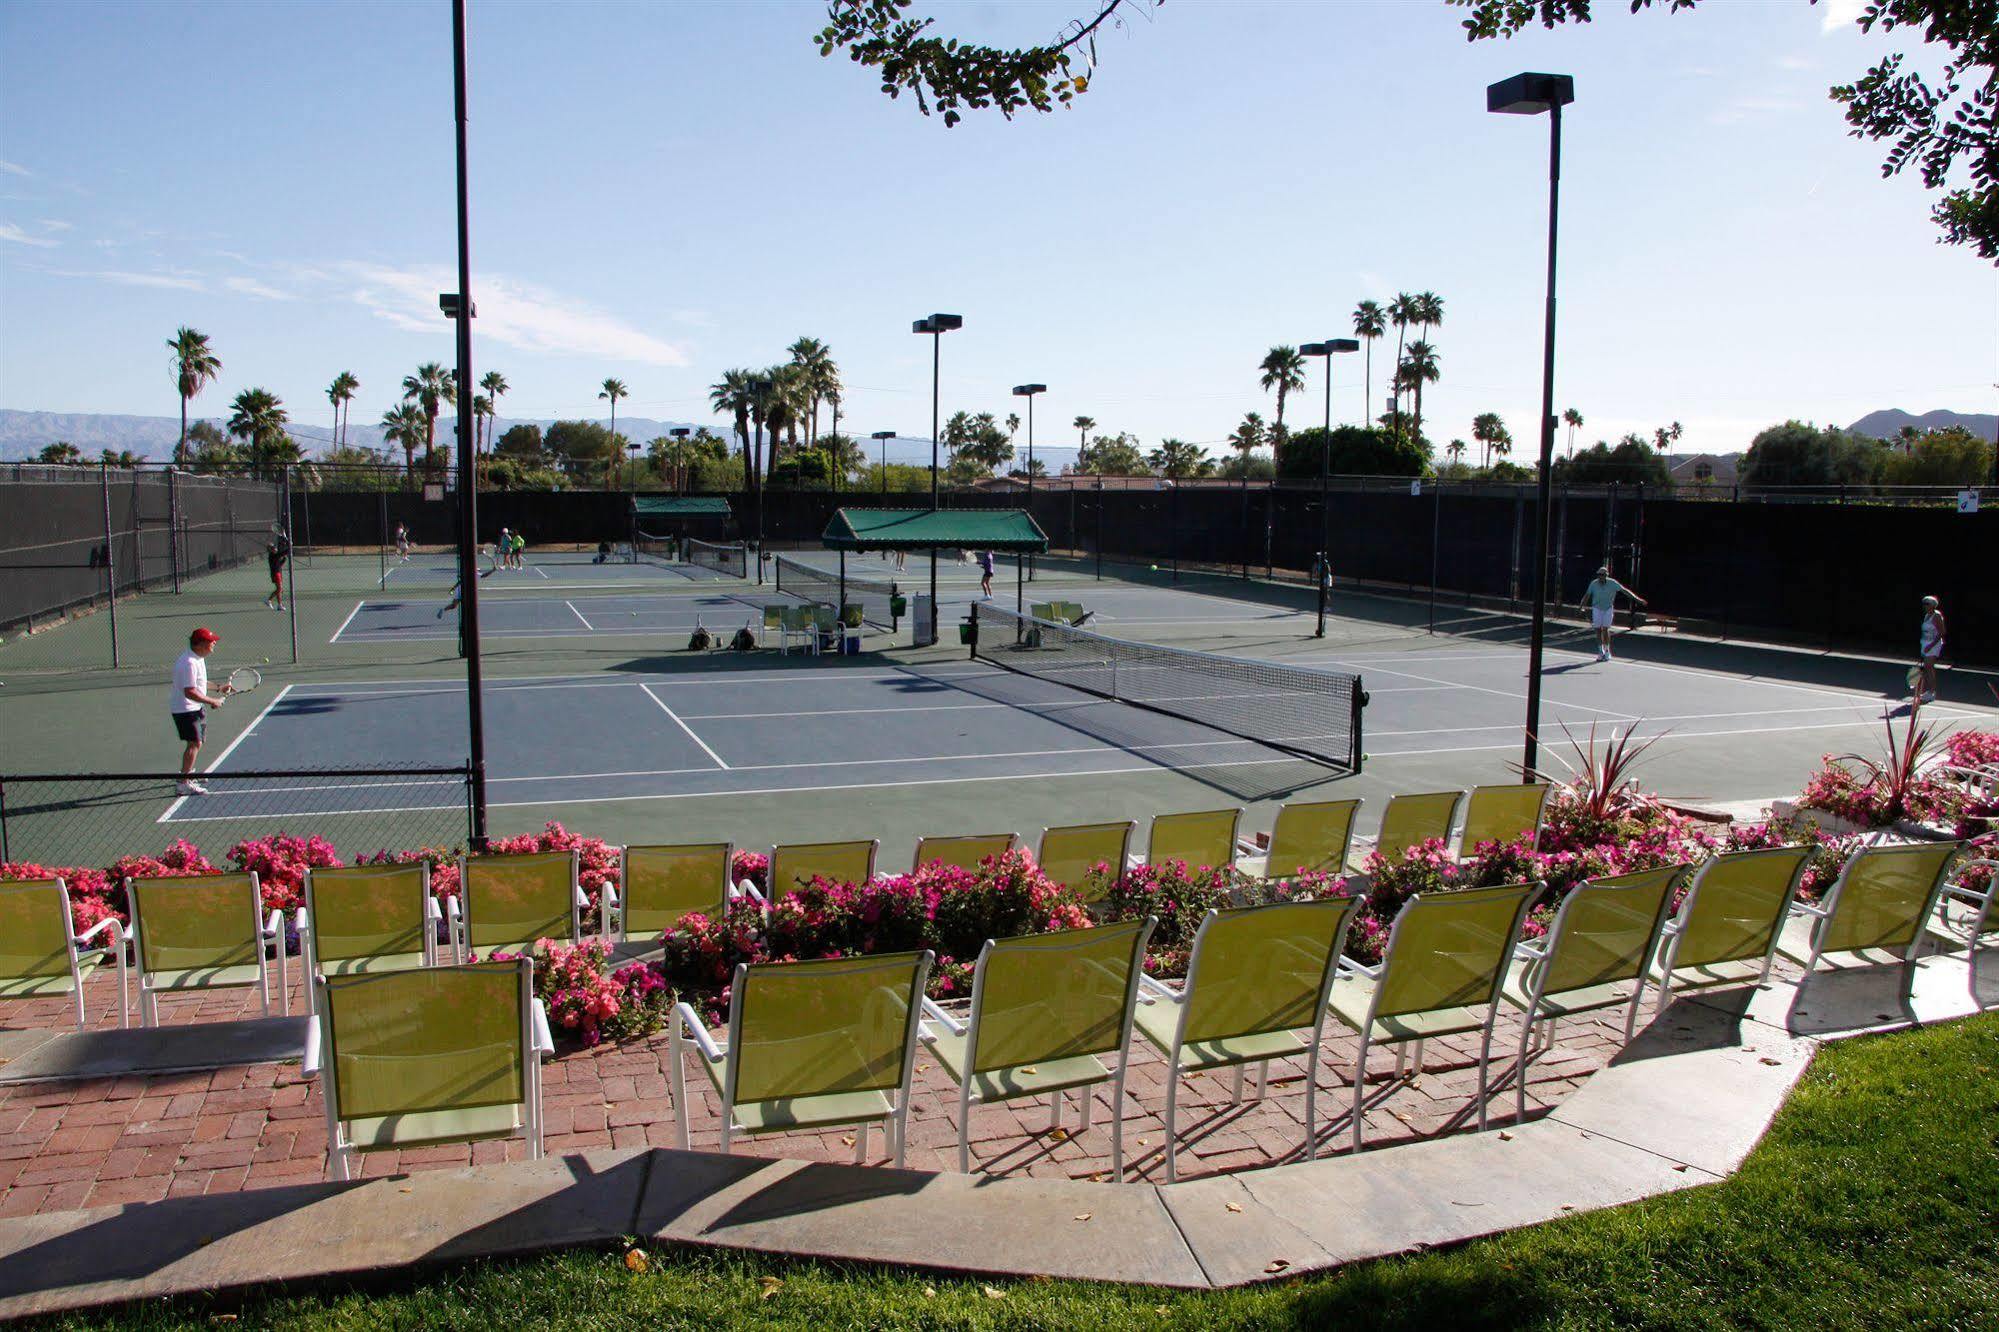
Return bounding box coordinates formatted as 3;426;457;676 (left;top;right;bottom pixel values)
1263;487;1273;581
378;491;389;587
1429;481;1441;634
1094;486;1103;580
1170;481;1179;582
1508;492;1524;612
0;777;9;863
167;467;181;594
284;464;299;664
101;461;120;669
1554;483;1569;611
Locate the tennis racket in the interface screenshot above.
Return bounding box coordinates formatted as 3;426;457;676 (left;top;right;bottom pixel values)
224;666;262;698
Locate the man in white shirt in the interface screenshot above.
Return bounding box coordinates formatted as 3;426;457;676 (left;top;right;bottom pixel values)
171;627;230;796
1579;565;1646;662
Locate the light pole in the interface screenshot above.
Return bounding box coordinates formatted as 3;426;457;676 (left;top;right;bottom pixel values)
1301;338;1359;637
1489;70;1575;779
871;430;895;495
912;313;962;642
1012;383;1045;580
444;0;487;848
625;438;641;491
669;426;690;495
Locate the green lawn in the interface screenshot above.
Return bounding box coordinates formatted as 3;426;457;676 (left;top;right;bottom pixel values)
41;1013;1999;1331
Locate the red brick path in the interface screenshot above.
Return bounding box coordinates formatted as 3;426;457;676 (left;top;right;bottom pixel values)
0;969;1641;1218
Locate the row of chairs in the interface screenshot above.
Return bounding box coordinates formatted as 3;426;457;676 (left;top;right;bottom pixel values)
6;834;1985;1182
0;782;1563;1035
759;604;857;655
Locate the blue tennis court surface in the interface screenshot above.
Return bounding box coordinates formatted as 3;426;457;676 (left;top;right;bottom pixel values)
158;637;1974;827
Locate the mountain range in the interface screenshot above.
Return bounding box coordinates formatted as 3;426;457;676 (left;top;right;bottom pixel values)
1843;408;1996;442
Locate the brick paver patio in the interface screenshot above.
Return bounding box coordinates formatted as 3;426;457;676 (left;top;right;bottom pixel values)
0;967;1649;1219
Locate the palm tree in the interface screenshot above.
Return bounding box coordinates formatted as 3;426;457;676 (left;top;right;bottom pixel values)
226;388;291;478
37;441;83;464
1227;412;1265;485
380;402;428;483
1351;301;1385;425
1400;341;1440;445
599;378;628;483
1414;291;1444;344
169;328;222;466
479;371;509;458
1258;346;1307;440
756;367;807;478
1073;415;1096;459
327;371;359;449
710;369;757;489
471;393;493;461
1148;438;1207;479
1386;293;1419;434
1446;438;1468;466
1471;412;1511;471
1562;407;1583;457
786;337;839;445
401;362;454;473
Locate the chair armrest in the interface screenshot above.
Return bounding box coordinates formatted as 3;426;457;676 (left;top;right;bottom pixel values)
919;995;967;1035
1657;917;1686;939
426;895;444;922
573;885;589;908
601;883;621;911
530;999;555;1055
73;915;121;948
301;1015;323;1078
674;1002;726;1061
262;908;283;941
1336;956;1382;980
293;906;310;936
733;881;768;905
1138;973;1180;1002
1789;901;1831;920
1511;940;1548;961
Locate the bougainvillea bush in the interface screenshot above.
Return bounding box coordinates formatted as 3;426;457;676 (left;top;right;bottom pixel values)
488;938;671;1048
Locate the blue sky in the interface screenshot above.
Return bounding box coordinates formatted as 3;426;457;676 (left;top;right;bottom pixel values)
1;0;1992;460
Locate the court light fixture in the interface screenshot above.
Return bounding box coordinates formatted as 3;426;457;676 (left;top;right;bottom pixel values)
1488;70;1574;778
912;314;963;643
1300;339;1359;638
871;430;896;494
1011;384;1047;540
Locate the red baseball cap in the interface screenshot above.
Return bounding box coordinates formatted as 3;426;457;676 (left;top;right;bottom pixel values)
190;627;220;645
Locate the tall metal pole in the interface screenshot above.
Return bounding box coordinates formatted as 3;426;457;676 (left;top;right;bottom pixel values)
101;461;120;668
929;329;940;644
1521;100;1562;780
283;464;298;664
1316;356;1332;638
1025;392;1035;582
452;0;489;848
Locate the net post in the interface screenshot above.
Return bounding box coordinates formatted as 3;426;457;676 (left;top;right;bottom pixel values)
1350;681;1366;773
101;461;120;669
1314;551;1327;639
839;549;847;617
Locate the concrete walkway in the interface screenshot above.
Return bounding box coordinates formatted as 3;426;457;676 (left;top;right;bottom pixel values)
0;950;1987;1319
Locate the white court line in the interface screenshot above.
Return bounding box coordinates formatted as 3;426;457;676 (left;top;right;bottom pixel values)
162;751;1337;823
564;600;595;630
638;683;732;769
1370;715;1938;759
157;683;296;823
1315;654;1643;722
328;600;365;644
278;664;996;693
533;565;549;579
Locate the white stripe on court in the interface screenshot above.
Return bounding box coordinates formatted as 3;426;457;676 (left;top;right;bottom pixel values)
328;600;365;644
157;682;296;824
638;683;731;769
564;600;595;630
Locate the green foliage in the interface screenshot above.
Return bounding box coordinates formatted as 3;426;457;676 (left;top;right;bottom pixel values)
1450;0;1999;259
1147;437;1214;479
1216;452;1276;481
1075;430;1149;475
316;444;401;492
543;420;621;483
1471;411;1513;469
1555;434;1673;485
854;461;934;493
483;456;567;492
941;410;1013;479
1876;426;1995;486
1277;425;1429;478
34;441;83;464
1741;420;1887;487
816;0;1159;127
767;447;838;489
494;423;544;457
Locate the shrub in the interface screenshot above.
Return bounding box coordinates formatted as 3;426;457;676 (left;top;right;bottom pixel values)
227;834;342;913
489;938;671;1048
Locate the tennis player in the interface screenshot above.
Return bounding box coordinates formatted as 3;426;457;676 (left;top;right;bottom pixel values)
978;549;995;599
264;531;289;610
1916;595;1946;704
395;522;411;561
1580;565;1645;662
170;627;233;795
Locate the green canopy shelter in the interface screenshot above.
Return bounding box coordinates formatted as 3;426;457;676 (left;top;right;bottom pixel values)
630;496;736;565
632;495;732;519
819;508;1049;645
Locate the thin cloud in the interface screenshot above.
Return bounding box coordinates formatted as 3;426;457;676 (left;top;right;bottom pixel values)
49;268;205;291
0;161;28;177
1820;0;1864;30
0;222;59;248
37;219;73;232
344;262;690;367
1775;54;1813;71
225;275;293;301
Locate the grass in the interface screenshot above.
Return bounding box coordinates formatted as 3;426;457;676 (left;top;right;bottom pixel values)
35;1012;1999;1331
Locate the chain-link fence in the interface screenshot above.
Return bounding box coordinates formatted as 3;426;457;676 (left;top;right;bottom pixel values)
0;766;474;871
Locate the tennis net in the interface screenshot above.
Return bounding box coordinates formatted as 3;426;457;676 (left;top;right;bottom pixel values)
684;536;750;578
775;556;900;630
970;603;1364;771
